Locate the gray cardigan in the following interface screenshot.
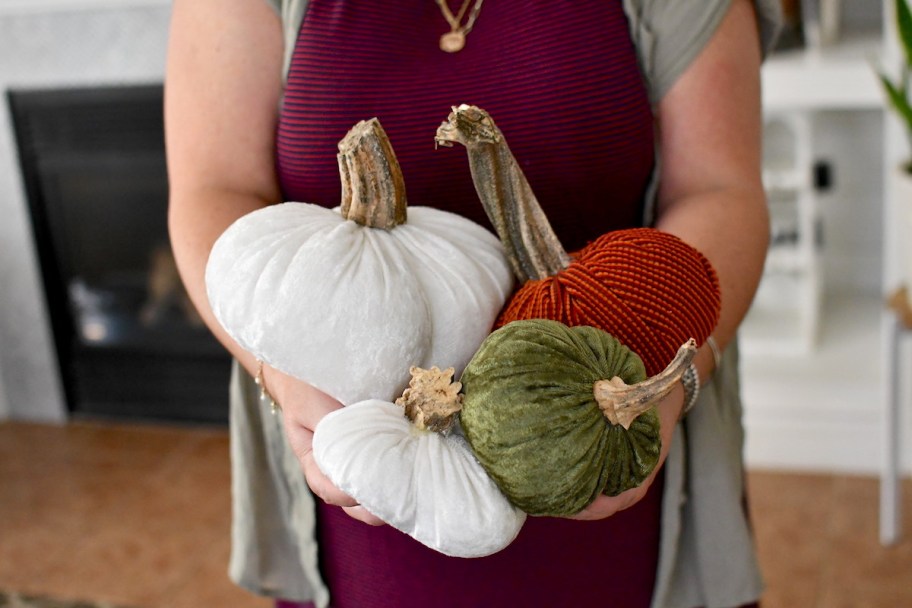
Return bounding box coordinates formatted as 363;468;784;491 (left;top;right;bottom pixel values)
229;3;782;607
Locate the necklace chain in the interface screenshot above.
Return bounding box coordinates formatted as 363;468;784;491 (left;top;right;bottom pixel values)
435;0;485;53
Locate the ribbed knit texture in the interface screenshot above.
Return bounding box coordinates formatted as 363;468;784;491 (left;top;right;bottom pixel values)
497;228;721;376
276;0;655;253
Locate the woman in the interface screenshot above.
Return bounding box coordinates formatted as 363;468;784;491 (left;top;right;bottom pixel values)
165;1;779;606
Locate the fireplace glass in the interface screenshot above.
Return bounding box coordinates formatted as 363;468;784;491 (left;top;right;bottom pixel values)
8;84;231;423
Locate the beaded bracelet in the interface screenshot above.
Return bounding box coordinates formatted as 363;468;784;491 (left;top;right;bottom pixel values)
254;360;282;415
681;336;723;418
681;362;700;417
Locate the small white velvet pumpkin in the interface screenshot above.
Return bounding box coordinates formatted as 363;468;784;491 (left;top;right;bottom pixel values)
312;367;526;557
205;119;513;405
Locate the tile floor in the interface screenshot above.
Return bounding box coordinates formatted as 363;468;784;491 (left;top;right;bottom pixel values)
0;420;910;608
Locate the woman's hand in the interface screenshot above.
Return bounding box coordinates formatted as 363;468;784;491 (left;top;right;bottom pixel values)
565;383;685;521
562;0;766;523
262;364;385;526
166;0;380;524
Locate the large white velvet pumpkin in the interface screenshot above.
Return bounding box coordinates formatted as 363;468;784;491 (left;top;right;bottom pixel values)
205;119;513;405
312;367;526;557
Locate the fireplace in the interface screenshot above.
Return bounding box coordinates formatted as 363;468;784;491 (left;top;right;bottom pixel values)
7;84;231;423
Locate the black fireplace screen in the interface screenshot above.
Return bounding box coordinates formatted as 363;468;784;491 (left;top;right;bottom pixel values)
8;84;231;423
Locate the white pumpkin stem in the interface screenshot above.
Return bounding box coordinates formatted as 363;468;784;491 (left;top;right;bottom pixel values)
593;339;697;430
337;118;407;229
435;104;571;283
395;366;464;433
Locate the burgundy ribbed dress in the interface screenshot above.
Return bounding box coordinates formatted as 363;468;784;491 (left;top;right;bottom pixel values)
275;1;662;606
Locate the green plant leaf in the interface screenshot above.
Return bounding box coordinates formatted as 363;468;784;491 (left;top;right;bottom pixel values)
880;73;912;132
898;0;912;67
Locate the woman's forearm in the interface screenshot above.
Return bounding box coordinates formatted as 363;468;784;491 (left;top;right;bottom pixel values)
652;0;768;383
654;186;770;380
168;188;270;375
164;0;284;377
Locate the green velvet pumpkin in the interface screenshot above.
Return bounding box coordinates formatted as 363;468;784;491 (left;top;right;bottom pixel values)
459;319;662;516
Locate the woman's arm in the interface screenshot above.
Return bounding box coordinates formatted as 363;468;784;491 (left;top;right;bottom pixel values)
165;0;380;524
653;0;769;381
165;0;284;365
572;0;767;520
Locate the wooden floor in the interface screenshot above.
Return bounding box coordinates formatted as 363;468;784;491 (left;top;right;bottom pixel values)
0;420;910;608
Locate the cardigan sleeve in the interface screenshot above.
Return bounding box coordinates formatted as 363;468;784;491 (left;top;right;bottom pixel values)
622;0;782;103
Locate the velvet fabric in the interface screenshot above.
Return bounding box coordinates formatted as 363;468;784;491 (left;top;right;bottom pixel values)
312;400;525;557
206;203;513;406
460;319;660;516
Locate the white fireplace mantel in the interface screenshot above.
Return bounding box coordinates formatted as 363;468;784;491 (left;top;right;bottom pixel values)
0;0;169;14
0;0;172;422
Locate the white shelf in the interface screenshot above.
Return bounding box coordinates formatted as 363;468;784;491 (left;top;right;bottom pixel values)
742;292;885;474
740;272;821;356
747;108;822;355
742;291;882;406
750;28;886;356
753;3;907;543
765;245;813;274
763;169;810;191
763;30;885;111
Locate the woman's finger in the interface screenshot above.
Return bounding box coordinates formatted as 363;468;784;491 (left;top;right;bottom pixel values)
564;387;680;521
567;486;645;521
302;451;359;507
282;413;358;507
342;505;386;526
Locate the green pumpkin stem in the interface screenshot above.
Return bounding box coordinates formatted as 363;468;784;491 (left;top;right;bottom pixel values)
338;118;407;229
593;339;697;430
435;104;571;283
395;366;463;434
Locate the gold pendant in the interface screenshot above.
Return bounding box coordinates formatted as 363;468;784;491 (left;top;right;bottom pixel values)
440;30;466;53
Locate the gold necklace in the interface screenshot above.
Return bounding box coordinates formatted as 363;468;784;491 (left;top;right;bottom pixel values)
435;0;485;53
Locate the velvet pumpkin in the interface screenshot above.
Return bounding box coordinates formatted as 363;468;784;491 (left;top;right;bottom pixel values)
312;366;525;557
206;118;513;405
436;105;720;376
459;319;695;516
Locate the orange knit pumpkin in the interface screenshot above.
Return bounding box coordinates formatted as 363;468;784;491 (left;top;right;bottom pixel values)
495;228;720;376
436;105;720;375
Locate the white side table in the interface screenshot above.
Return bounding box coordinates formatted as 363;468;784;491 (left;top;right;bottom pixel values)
882;302;909;545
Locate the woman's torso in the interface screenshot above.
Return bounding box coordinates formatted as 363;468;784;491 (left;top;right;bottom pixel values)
276;2;660;606
276;0;655;252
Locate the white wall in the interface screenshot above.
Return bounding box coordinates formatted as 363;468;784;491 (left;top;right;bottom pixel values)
0;366;8;419
816;110;885;295
0;1;171;422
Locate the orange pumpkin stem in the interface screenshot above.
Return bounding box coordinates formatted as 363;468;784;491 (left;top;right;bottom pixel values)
338;118;408;230
435;104;570;282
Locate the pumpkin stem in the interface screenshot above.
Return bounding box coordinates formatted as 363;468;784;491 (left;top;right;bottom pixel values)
593;339;697;430
337;118;408;229
395;366;463;434
435;104;571;282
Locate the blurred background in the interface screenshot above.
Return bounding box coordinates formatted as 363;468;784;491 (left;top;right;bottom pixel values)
0;0;910;607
